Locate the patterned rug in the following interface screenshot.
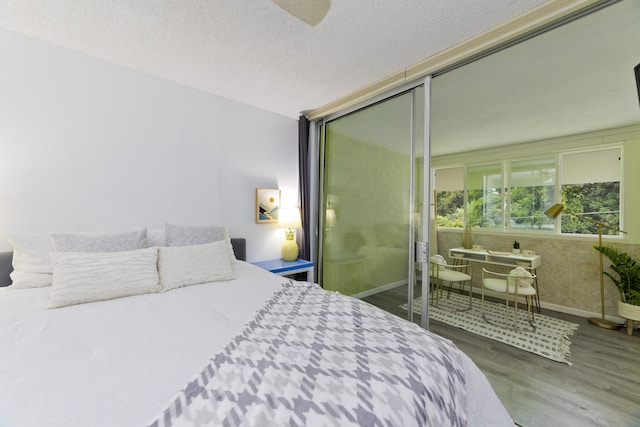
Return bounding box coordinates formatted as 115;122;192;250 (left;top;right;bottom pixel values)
401;292;579;364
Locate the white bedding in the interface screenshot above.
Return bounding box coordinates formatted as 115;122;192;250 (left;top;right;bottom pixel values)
0;261;512;427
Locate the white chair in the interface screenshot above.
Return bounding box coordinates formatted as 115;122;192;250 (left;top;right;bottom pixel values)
481;267;537;331
429;255;472;310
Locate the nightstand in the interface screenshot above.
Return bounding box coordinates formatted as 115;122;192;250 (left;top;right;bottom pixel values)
252;258;314;281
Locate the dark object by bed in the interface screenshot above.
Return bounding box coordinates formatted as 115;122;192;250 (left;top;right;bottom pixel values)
0;238;246;288
229;238;246;262
0;251;11;287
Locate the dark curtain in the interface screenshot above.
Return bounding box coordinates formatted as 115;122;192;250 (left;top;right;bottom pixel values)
298;115;311;261
635;63;640;107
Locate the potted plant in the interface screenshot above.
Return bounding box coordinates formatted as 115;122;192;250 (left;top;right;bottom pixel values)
593;245;640;333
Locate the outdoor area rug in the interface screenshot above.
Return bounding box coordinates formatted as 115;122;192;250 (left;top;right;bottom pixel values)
401;292;579;364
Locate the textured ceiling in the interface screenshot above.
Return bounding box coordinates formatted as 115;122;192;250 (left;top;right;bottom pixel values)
316;0;640;156
1;0;638;156
0;0;550;119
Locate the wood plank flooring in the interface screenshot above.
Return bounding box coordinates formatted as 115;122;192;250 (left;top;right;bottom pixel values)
363;287;640;427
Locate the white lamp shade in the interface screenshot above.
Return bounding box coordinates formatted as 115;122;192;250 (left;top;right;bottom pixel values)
325;209;337;228
279;207;302;229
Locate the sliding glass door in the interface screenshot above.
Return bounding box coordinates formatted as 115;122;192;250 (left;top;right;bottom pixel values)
319;85;428;323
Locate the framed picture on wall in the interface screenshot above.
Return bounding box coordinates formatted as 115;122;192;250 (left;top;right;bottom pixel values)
256;188;280;224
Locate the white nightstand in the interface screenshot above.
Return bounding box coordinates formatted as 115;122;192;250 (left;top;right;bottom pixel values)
252;259;314;281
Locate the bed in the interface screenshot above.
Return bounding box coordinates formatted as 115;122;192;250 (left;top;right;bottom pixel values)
0;226;513;427
323;225;409;297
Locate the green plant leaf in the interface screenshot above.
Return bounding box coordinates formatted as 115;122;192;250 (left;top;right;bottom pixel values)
593;245;640;305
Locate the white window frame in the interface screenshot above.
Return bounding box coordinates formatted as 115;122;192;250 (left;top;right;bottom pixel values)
432;144;624;237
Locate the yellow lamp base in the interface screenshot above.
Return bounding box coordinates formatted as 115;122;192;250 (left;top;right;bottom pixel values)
588;317;621;330
281;239;299;262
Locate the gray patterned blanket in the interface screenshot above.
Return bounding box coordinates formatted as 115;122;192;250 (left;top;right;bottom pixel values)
149;281;467;427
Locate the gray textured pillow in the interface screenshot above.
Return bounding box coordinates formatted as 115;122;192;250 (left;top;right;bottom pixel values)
51;229;147;253
49;248;161;309
145;228;167;247
158;241;235;291
165;224;226;245
164;224;236;263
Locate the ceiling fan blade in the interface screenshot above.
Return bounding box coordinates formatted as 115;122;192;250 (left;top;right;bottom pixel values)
270;0;330;26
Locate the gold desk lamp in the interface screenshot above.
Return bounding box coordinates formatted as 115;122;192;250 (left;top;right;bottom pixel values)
544;203;626;329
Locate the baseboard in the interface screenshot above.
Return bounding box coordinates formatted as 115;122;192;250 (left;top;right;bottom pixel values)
357;281;632;327
462;284;626;324
538;300;625;324
351;280;407;299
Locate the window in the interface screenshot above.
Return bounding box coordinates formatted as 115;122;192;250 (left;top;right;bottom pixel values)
560;148;621;235
434;167;464;228
467;164;503;229
432;145;623;236
509;158;556;231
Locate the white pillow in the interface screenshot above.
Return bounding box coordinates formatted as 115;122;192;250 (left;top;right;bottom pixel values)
6;234;54;289
165;224;236;263
51;229;147;253
158;241;235;291
509;266;534;287
49;248;161;309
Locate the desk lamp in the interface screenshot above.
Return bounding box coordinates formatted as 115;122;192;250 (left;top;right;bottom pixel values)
279;208;302;261
544;203;626;329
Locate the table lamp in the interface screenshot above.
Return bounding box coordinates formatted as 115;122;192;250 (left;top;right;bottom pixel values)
325;209;337;230
544;203;626;329
279;207;302;261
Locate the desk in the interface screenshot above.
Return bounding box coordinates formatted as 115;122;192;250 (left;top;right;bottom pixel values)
449;247;541;269
448;247;541;311
252;258;314;281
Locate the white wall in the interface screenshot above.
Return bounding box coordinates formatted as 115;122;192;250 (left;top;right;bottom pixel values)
0;28;299;262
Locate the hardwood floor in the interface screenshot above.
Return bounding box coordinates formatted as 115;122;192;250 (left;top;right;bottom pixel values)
363;287;640;427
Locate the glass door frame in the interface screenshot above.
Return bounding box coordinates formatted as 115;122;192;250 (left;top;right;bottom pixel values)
312;76;433;329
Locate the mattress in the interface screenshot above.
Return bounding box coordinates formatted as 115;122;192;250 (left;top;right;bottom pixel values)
0;261;512;426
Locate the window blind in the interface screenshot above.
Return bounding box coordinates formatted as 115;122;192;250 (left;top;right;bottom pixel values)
434;167;464;191
562;148;621;184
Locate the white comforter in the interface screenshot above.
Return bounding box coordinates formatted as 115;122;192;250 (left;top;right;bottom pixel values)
0;262;512;427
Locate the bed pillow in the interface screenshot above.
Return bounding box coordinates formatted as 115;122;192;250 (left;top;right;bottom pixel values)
49;248;161;309
6;234;54;289
164;224;237;263
51;229;147;253
158;241;235;291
